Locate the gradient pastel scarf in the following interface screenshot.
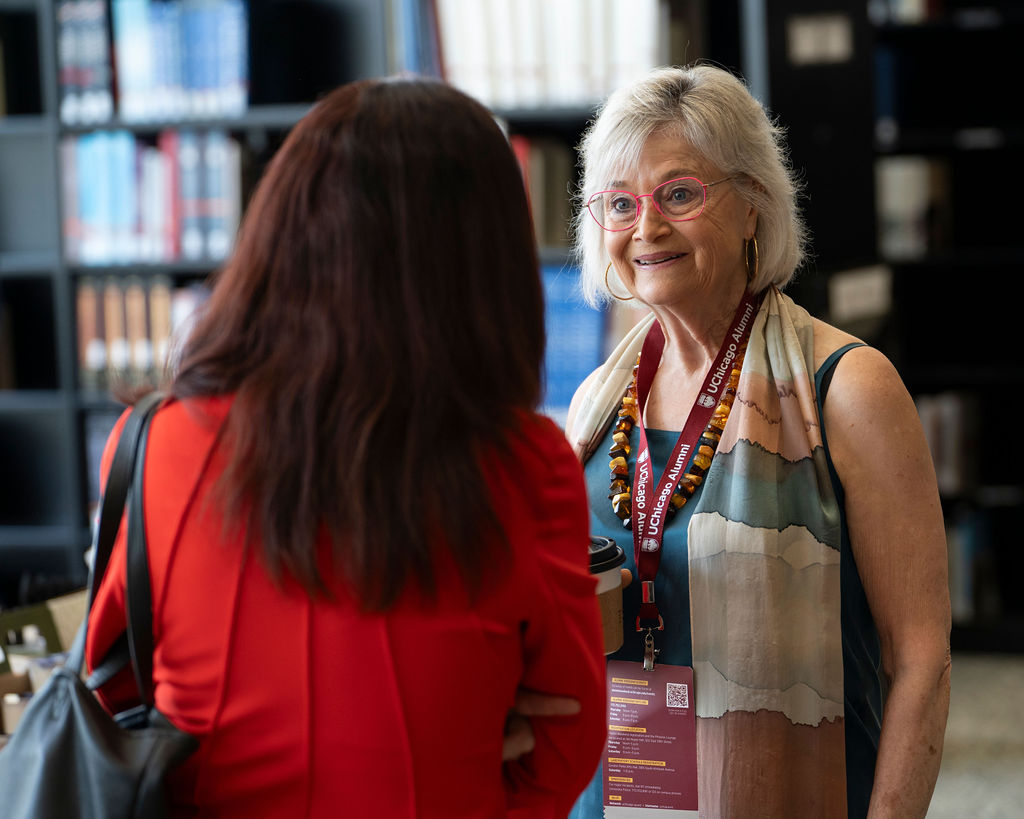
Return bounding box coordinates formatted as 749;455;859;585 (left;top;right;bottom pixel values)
569;287;848;816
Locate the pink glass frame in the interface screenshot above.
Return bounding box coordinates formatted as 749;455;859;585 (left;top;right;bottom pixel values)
586;175;735;231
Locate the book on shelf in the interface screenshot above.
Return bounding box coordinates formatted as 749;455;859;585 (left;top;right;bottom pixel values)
945;507;976;625
202;130;242;259
61;129;243;266
148;275;173;378
158;129;182;261
511;135;575;249
75;275;208;389
74;131;116;265
138;143;169;261
149;0;186;120
79;0;115;123
532;138;573;248
509;134;534;229
123;276;153;384
178;129;204;260
944;503;1009;627
916;391;979;499
110;0;152;122
874;155;950;261
389;0;443;78
57;0;78;122
541;0;588;107
110;0;248;123
868;0;933;25
56;0;115;125
102;275;130;385
215;0;249;116
108;129;138;263
435;0;670;110
75;275;106;390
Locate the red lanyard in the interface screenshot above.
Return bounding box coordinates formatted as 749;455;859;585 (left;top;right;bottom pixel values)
632;292;759;642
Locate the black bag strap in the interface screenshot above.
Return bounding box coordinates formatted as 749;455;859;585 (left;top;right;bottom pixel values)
86;391;165;612
125;399;160;706
69;392;164;705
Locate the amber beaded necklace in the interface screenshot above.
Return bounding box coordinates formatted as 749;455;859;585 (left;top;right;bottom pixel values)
608;340;748;529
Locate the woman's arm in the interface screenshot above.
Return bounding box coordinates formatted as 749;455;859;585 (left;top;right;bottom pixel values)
502;569;631;762
823;345;951;818
503;422;607;816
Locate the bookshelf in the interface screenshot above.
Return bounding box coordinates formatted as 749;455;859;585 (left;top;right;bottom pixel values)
6;0;1019;652
0;0;390;606
734;0;1024;651
868;2;1024;652
4;0;690;605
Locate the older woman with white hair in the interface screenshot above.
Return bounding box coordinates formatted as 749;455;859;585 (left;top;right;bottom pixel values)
565;63;951;818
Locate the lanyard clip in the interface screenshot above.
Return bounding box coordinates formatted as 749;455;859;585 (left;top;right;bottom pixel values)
642;629;659;672
635;580;665;633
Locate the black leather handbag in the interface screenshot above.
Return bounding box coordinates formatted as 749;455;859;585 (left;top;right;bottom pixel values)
0;392;197;818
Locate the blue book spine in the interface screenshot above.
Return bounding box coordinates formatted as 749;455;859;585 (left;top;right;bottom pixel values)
402;0;423;73
111;0;153;121
177;129;204;259
202;130;227;258
164;0;186;118
150;0;180;120
216;0;248;115
196;0;220;116
75;133;102;263
180;0;202;116
109;129;139;262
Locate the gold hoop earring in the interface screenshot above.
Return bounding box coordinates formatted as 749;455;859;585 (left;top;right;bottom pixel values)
605;262;635;302
744;236;759;282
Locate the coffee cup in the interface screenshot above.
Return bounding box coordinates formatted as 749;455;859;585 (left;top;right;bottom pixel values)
589;535;626;654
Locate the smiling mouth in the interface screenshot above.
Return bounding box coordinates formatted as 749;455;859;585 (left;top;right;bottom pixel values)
635;253;685;266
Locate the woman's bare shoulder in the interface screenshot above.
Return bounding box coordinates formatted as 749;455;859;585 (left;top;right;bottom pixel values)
811;317;868;371
811;317;916;440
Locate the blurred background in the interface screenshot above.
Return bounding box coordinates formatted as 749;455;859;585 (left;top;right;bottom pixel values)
0;0;1021;811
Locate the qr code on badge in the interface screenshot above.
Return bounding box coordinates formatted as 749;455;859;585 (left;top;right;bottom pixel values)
666;682;689;709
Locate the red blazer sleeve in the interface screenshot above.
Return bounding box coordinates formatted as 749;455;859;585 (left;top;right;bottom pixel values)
503;419;606;816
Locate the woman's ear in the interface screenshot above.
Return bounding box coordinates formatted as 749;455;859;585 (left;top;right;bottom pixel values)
745;206;758;239
741;177;763;237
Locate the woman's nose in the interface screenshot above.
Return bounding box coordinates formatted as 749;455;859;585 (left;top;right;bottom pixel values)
633;195;669;239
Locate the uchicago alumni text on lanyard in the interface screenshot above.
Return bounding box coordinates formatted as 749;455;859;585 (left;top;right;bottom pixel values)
632;292;758;670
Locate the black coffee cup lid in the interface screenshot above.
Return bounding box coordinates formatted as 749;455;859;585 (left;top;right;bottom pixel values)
589;535;626;573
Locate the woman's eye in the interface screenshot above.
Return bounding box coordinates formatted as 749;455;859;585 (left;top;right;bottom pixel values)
667;185;693;202
610;195;635;213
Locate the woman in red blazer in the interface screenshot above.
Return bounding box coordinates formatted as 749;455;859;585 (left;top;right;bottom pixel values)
86;78;607;818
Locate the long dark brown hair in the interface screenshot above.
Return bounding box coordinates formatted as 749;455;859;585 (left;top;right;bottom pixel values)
171;78;545;609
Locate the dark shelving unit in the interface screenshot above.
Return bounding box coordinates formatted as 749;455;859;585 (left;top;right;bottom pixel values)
0;0;390;606
8;0;1018;651
872;6;1024;650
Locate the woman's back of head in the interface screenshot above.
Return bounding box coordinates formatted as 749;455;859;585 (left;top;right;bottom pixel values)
173;78;545;608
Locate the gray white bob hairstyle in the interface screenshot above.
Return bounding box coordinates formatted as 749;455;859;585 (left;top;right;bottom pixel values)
573;63;808;307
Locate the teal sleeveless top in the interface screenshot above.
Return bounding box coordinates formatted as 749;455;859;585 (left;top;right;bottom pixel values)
569;343;882;819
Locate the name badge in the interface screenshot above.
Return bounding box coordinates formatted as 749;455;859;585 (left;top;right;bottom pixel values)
602;661;698;817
